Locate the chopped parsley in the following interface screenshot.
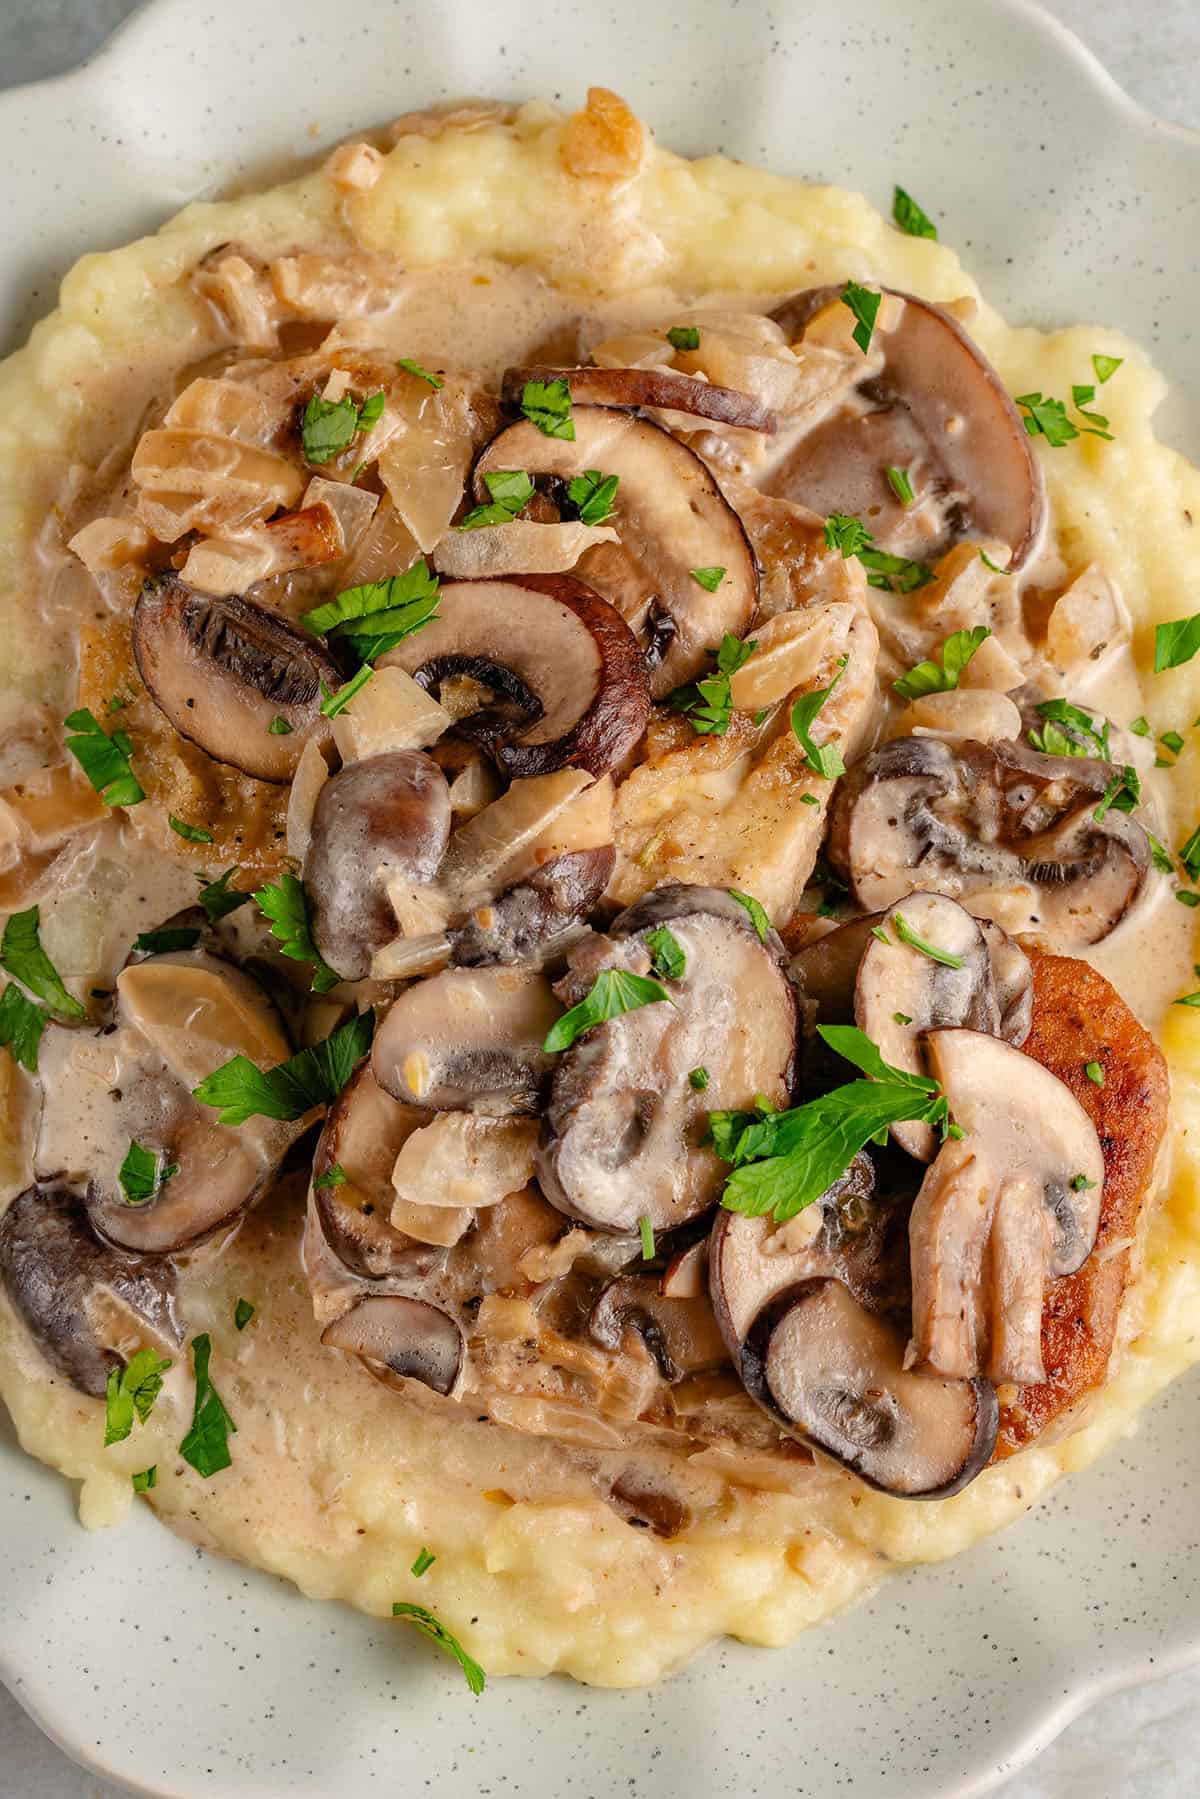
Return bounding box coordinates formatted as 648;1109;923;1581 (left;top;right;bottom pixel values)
0;984;47;1073
179;1333;236;1479
132;1466;157;1493
689;566;727;593
1016;387;1113;445
234;1298;255;1332
1178;890;1200;909
196;867;253;924
104;1348;171;1447
728;890;770;943
893;1011;913;1026
1148;834;1176;876
0;906;85;1020
840;280;881;354
63;707;144;807
1129;716;1151;737
300;388;385;465
1093;765;1141;822
688;1066;709;1091
979;549;1011;575
267;716;293;736
1092;353;1123;385
542;969;672;1054
397;359;443;389
1084;1060;1105;1087
1071;1172;1098;1192
645;926;686;981
885;465;915;507
639;1216;656;1260
118;1140;178;1206
411;1547;436;1577
314;1162;348;1189
667;325;700;351
320;661;376;719
458;468;536;530
133;927;202;956
790;657;847;779
392;1602;486;1694
1028;697;1111;761
168;815;213;844
823;513;931;592
824;513;873;557
1179;825;1200;882
302;561;440;664
893;626;991;701
1160;730;1185;757
254;871;340;993
892;185;938;240
520;376;574;441
566;469;620;526
193;1010;374;1126
667;632;756;737
1154;614;1200;672
890;910;966;968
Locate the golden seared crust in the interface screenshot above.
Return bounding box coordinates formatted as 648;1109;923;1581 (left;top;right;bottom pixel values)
995;948;1169;1456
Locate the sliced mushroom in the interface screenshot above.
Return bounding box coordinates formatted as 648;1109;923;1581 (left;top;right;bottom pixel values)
537;885;797;1233
741;1278;998;1498
310;1063;445;1281
908;1028;1105;1385
321;1294;465;1397
660;1237;708;1299
588;1276;728;1380
446;846;615;966
304;751;452;979
826;735;1151;947
501;364;776;433
0;1185;182;1396
371;963;561;1114
379;573;649;778
765;286;1045;568
132;574;338;781
473;408;758;697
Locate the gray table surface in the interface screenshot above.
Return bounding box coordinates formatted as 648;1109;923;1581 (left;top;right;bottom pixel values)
1;2;1198;1795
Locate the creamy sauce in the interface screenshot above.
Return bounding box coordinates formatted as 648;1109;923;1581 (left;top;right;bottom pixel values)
3;94;1200;1687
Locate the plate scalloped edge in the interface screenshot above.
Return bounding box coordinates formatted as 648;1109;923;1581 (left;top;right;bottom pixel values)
3;2;1200;1796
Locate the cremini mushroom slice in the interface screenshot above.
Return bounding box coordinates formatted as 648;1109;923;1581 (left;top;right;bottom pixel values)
660;1237;708;1299
0;1185;182;1397
321;1294;465;1398
537;886;796;1234
740;1278;998;1499
765;286;1045;569
500;364;776;433
908;1028;1105;1386
132;574;339;780
474;407;758;697
432;520;620;580
826;735;1152;947
447;846;615;966
588;1275;728;1380
390;1113;539;1213
372;963;561;1115
304;750;452;979
379;573;649;779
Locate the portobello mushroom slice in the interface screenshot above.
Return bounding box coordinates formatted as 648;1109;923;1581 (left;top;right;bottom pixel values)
379;573;649;778
132;574;339;781
0;1185;182;1397
501;364;776;433
473;408;758;697
537;885;797;1234
371;963;562;1115
321;1294;465;1398
826;735;1151;948
304;750;452;979
741;1278;998;1499
766;285;1045;568
908;1028;1105;1385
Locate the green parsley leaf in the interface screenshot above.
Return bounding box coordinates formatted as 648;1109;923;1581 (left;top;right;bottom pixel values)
133;927;201;956
639;1215;656;1260
667;632;756;736
1178;890;1200;909
392;1602;486;1694
566;469;620;526
253;872;340;994
728;889;771;942
790;658;847;779
645;926;686;981
314;1162;348;1189
892;185;938;239
1029;697;1111;761
891;910;966;968
520;377;574;441
1092;354;1124;385
824;513;874;558
179;1333;236;1478
196;868;253;924
301;562;440;660
840;280;881;354
168;814;213;844
893;1011;913;1026
979;549;1011;575
397;359;443;389
885;465;915;507
0;983;47;1073
194;1010;374;1126
543;969;671;1053
267;716;293;736
688;1066;709;1091
667;325;700;351
1015;391;1079;447
1148;833;1176;876
1161;730;1185;756
411;1547;436;1577
1072;383;1096;409
1178;825;1200;882
105;1348;172;1446
234;1298;255;1332
1175;991;1200;1008
118;1140;178;1206
1094;764;1141;822
300;389;384;465
690;566;727;593
63;707;144;807
1129;715;1151;737
1084;1060;1105;1087
870;924;890;944
320;661;376;719
0;906;85;1020
893;625;991;701
358;392;385;430
859;546;934;593
458;467;536;530
132;1466;157;1493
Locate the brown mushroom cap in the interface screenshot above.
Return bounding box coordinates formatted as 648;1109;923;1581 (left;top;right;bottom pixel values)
305;750;452;980
371;963;562;1114
132;574;338;781
740;1278;998;1499
447;845;616;966
826;735;1151;948
321;1294;465;1397
310;1063;446;1282
379;573;649;779
473;408;758;698
537;885;797;1234
501;364;776;433
588;1275;728;1380
766;285;1045;569
0;1185;181;1396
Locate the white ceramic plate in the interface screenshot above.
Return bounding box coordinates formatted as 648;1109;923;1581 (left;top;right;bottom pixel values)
3;2;1200;1794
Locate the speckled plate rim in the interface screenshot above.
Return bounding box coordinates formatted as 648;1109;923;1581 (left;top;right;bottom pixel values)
2;2;1200;1796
